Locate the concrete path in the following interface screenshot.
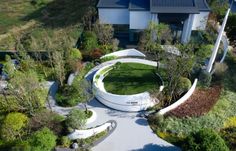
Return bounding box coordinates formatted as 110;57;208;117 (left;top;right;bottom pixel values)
86;99;180;151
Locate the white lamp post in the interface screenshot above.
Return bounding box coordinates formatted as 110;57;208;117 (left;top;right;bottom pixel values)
206;0;236;73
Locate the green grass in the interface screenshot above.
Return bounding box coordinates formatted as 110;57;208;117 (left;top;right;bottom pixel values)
0;0;52;34
103;63;159;95
0;0;95;50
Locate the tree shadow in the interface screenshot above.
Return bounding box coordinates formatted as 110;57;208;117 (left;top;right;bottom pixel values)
131;143;181;151
23;0;96;28
135;118;148;126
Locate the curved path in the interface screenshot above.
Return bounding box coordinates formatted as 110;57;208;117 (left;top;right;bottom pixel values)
45;58;181;151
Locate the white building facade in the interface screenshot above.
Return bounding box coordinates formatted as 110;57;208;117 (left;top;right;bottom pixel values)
97;0;210;43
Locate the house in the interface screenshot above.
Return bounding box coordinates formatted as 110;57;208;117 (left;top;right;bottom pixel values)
97;0;210;43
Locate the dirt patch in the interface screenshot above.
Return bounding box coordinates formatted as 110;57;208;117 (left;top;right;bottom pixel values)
168;85;222;117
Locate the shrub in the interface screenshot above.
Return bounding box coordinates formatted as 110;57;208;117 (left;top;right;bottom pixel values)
28;127;57;151
199;70;212;87
90;48;103;60
69;48;82;60
100;55;117;63
65;109;87;131
214;62;228;79
59;136;71;148
176;77;192;95
195;44;213;64
29;109;64;135
10;141;31;151
220;127;236;150
99;44;115;54
182;129;229;151
224;116;236;128
81;31;98;51
55;85;80;107
1;112;28;141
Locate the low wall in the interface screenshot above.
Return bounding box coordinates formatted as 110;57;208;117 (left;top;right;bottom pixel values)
93;58;162;112
68;121;112;140
100;49;146;59
158;79;198;115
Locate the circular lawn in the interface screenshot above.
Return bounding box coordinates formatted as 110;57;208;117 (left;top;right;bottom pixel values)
103;63;159;95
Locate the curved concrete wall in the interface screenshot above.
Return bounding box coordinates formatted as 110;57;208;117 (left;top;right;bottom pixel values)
100;49;146;59
158;79;198;115
93;59;160;112
68;122;112;140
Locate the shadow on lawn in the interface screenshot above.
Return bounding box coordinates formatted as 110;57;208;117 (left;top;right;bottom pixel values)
23;0;96;28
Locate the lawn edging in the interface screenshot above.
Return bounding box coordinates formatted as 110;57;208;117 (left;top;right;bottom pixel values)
158;79;198;115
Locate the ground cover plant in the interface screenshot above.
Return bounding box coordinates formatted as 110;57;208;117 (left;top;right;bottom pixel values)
103;63;159;95
149;52;236;150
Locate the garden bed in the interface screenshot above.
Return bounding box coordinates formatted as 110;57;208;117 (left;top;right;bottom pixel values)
168;85;222;117
103;63;159;95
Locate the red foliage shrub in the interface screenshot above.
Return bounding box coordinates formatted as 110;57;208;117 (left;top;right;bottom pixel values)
90;48;103;60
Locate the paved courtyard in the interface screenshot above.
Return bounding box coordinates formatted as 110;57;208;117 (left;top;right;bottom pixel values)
86;99;180;151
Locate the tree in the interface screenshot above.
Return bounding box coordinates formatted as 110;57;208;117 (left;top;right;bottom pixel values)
159;45;195;104
93;20;114;45
183;129;229;151
52;51;66;87
28;127;57;151
65;109;87;131
82;7;97;31
72;79;94;112
195;44;214;65
208;0;229;17
1;112;28;141
3;55;15;78
81;31;98;51
156;23;172;44
8;70;47;114
66;48;83;72
138;22;172;51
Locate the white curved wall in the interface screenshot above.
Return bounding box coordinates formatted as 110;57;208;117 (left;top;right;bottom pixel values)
100;49;146;59
158;79;198;115
68;122;111;140
93;59;160;112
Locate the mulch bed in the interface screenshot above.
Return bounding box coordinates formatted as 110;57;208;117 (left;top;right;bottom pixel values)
168;85;222;118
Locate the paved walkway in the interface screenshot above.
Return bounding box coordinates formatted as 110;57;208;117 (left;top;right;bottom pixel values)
86;99;180;151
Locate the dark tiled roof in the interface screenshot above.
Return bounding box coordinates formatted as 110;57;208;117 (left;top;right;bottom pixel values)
152;0;194;7
97;0;210;13
195;0;210;11
97;0;129;8
151;0;199;13
129;0;150;11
